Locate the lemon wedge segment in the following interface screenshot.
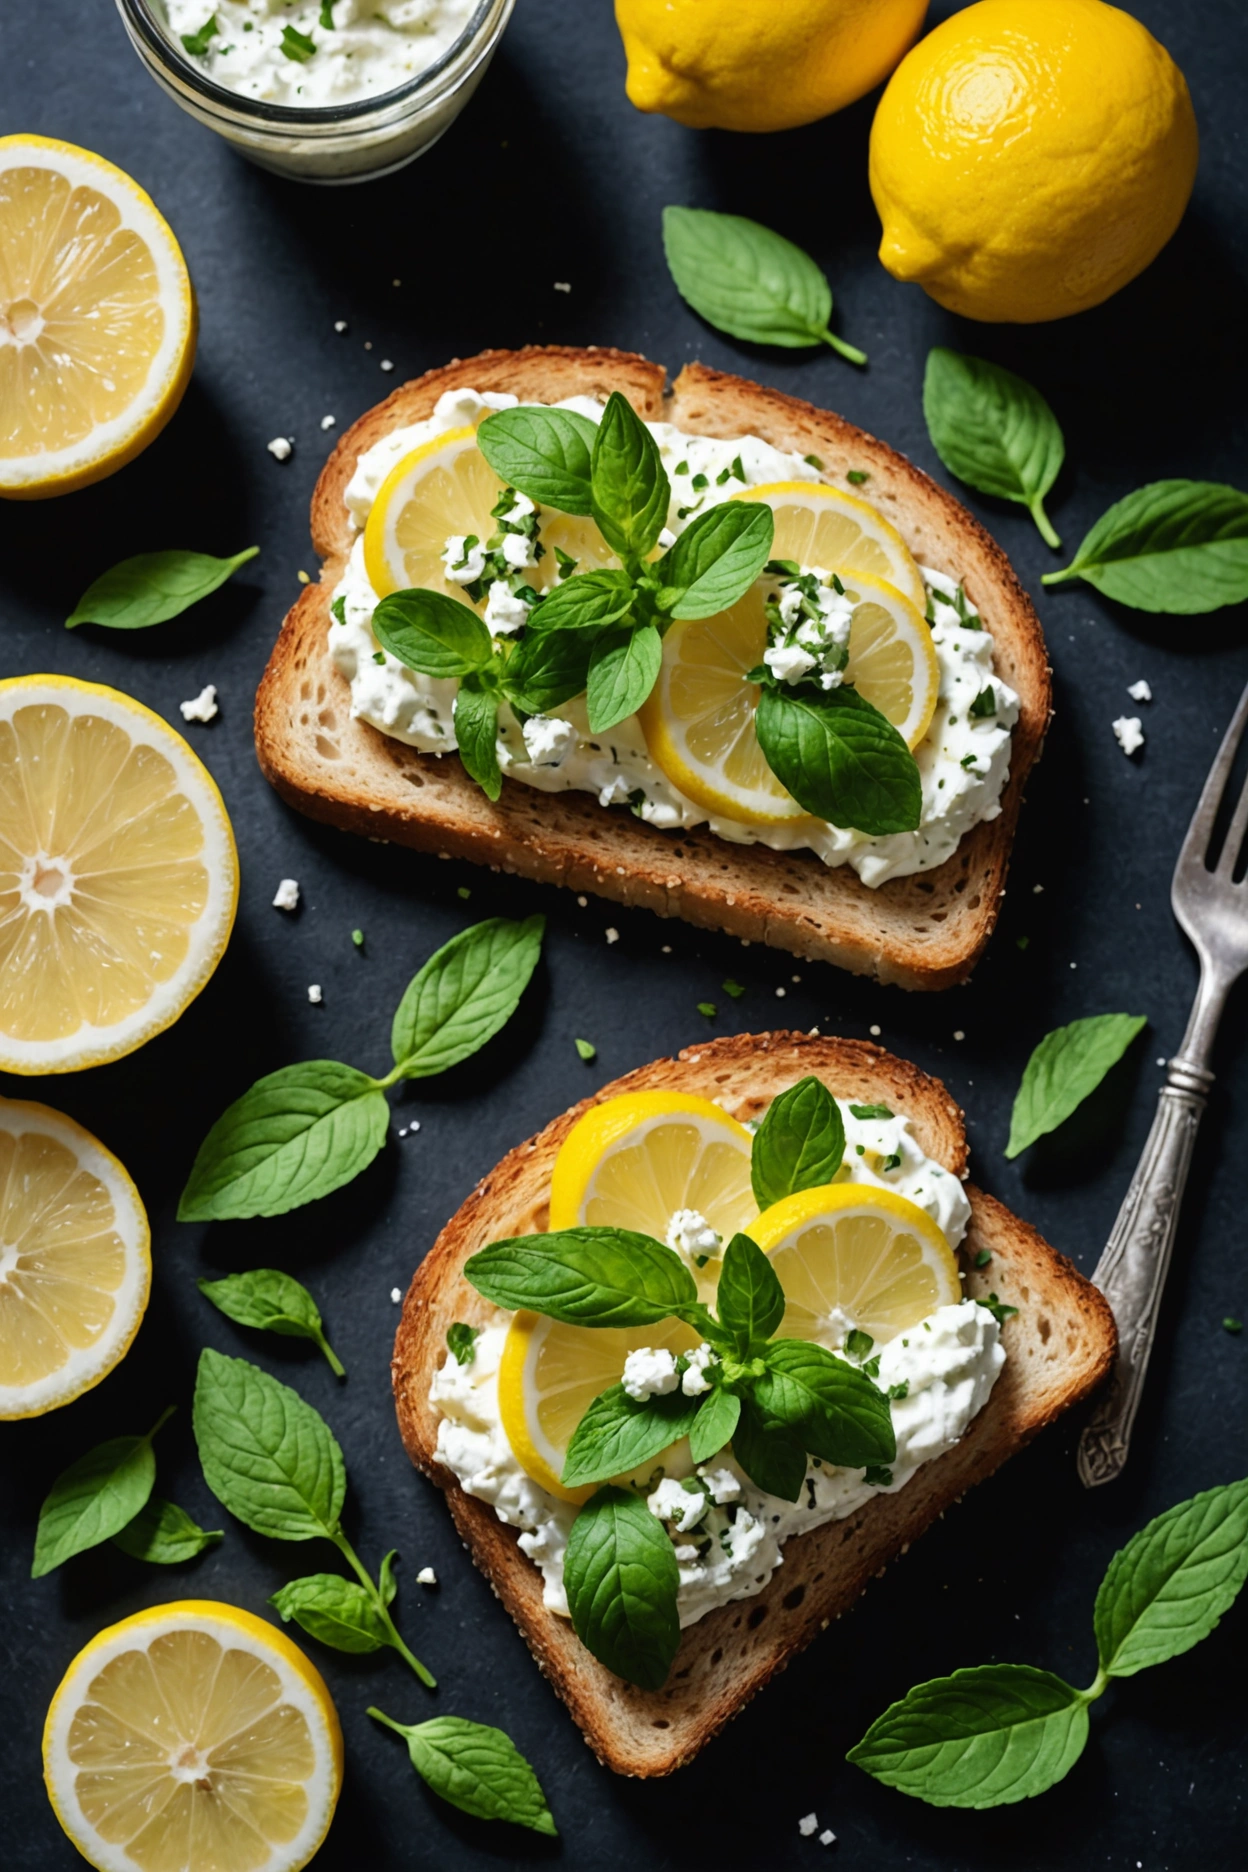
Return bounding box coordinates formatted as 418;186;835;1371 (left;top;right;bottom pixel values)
638;570;938;825
0;675;239;1074
43;1600;343;1872
0;1098;150;1419
751;1183;962;1347
363;424;613;602
548;1090;756;1240
0;136;196;500
736;480;927;612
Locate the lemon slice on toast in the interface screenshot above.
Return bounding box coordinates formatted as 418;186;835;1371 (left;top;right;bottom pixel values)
735;481;927;612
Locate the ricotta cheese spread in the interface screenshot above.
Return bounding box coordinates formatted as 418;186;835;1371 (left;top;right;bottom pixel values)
331;388;1021;887
164;0;475;107
429;1100;1005;1631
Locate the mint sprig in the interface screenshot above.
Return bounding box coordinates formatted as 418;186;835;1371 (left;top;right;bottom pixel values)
32;1408;176;1577
198;1268;346;1376
369;1709;556;1834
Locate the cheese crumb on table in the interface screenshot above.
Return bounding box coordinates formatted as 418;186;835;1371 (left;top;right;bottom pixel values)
553;281;572;292
415;1566;437;1586
819;1830;836;1846
321;414;336;431
307;984;322;1005
1113;715;1145;757
799;1814;819;1837
390;1287;402;1304
266;436;292;461
1127;678;1152;702
272;878;300;912
179;684;218;724
334;320;347;333
605;927;619;944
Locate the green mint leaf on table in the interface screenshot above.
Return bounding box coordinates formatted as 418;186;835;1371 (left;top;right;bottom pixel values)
446;1322;480;1366
369;1710;556;1835
504;623;595;716
922;350;1064;550
849;1102;893;1121
466;1226;697;1327
65;546;258;630
564;1485;680;1689
590;391;669;560
1041;479;1248;613
112;1497;223;1565
271;1575;391;1653
1006;1013;1147;1158
688;1385;741;1465
715;1232;785;1350
755;1340;896;1469
280;23;317;61
575;1037;597;1062
524;566;634;634
751;1075;846;1208
656;500;775;620
1093;1478;1248;1679
476;405;597;515
723;979;745;999
729;1395;808;1502
453;675;502;801
32;1407;174;1577
390;914;544;1077
848;1664;1090;1807
661;206;866;367
372;588;492;678
755;684;922;836
198;1269;346;1377
180;16;219;56
586;622;662;734
562;1384;702;1489
697;1001;716;1020
178;1061;390;1222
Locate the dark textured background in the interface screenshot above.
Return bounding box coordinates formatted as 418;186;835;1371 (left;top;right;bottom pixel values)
2;2;1246;1866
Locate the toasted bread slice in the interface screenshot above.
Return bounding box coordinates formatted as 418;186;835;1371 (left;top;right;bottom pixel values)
255;347;1051;991
392;1031;1115;1777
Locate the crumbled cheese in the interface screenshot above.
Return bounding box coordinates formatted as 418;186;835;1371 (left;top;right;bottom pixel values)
415;1566;437;1585
1113;716;1145;757
700;1466;741;1505
621;1346;679;1401
334;320;348;333
307;984;322;1004
266;436;292;461
390;1287;402;1303
442;534;487;585
680;1343;718;1396
1127;679;1152;702
553;281;572;293
799;1815;819;1837
179;684;218;724
380;359;395;372
321;414;336;431
666;1208;721;1260
483;580;531;636
819;1830;836;1846
521;715;577;768
272;878;300;912
605;928;619;944
647;1476;710;1532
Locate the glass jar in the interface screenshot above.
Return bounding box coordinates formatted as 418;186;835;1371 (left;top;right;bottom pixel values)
114;0;514;185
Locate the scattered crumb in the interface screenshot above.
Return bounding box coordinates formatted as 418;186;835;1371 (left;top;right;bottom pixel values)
352;929;364;948
953;1030;965;1041
334;319;347;332
415;1566;437;1585
266;436;292;461
1224;1317;1243;1334
799;1814;818;1838
819;1830;836;1847
661;944;672;954
272;878;300;912
1113;715;1145;757
869;1024;881;1037
390;1287;402;1304
392;278;402;288
364;340;373;350
297;570;310;584
321;414;336;430
1127;679;1152;702
457;885;471;899
179;684;218;724
808;1026;820;1036
791;974;801;983
553;281;572;293
575;1038;597;1062
307;984;322;1005
775;986;786;998
380;358;394;372
1033;883;1044;894
605;928;619;944
1157;1057;1167;1066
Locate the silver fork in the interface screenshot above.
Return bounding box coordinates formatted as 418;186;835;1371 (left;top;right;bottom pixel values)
1078;679;1248;1487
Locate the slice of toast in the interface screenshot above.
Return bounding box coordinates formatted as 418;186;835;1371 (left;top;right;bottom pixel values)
255;346;1051;991
392;1031;1115;1778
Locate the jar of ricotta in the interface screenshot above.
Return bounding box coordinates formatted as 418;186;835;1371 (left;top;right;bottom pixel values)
115;0;514;183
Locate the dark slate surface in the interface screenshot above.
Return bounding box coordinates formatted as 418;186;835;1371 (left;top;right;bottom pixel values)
1;2;1246;1866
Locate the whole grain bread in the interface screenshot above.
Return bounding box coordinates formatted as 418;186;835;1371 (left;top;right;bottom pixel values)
392;1031;1115;1777
255;347;1051;991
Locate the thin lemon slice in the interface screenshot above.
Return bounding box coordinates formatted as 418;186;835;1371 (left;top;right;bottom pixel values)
0;676;239;1074
499;1310;701;1503
0;136;196;500
639;569;940;826
751;1183;962;1348
549;1090;756;1241
362;423;614;602
0;1098;149;1419
43;1600;343;1872
734;480;928;613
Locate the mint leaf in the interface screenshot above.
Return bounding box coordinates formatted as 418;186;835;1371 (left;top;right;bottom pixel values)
476;406;597;515
564;1485;680;1689
390;914;544;1078
504;624;595;715
923;350;1064;549
562;1384;701;1489
112;1496;222;1565
1094;1477;1248;1679
729;1395;808;1501
198;1268;345;1377
180;16;219;57
369;1709;556;1834
662;206;866;367
1042;480;1248;613
453;675;502;800
848;1664;1087;1807
65;546;258;630
716;1232;784;1349
849;1102;893;1121
192;1350;345;1541
32;1409;172;1577
466;1226;697;1326
271;1574;390;1652
178;1061;390;1221
373;588;493;679
586;622;662;733
524;567;634;634
751;1076;846;1209
446;1322;480;1366
590;392;669;560
657;501;774;620
689;1385;741;1465
755;684;922;835
1006;1013;1147;1158
755;1340;896;1468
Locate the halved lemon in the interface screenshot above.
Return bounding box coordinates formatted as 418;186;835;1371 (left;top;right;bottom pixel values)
548;1090;756;1241
43;1600;343;1872
0;136;196;500
751;1183;962;1348
639;569;939;825
0;675;239;1073
734;481;927;613
0;1098;150;1419
362;423;614;602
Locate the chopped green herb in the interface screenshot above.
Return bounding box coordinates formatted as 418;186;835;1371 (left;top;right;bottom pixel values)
674;460;689;475
864;1465;894;1488
804;454;824;471
862;1354;881;1379
969;686;998;719
456;886;471;900
691;473;709;492
887;1381;909;1401
974;1249;992;1268
575;1038;597;1063
181;14;219;55
280;23;317;61
715;467;731;486
977;1293;1019;1326
372;650;386;664
1224;1317;1244;1335
847;468;869;485
722;979;746;1000
330;595;347;626
446;1322;480;1366
765;558;802;579
351;929;364;949
855;1144;865;1156
845;1329;874;1361
319;0;337;27
960;753;979;770
880;1151;903;1173
849;1103;894;1121
553;544;579;582
1016;935;1030;951
697;1002;717;1020
730;455;746;482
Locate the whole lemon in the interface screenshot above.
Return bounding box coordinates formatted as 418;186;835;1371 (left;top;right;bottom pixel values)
615;0;929;133
869;0;1198;322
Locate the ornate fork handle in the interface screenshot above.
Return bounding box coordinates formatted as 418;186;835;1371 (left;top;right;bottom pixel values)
1076;1057;1211;1488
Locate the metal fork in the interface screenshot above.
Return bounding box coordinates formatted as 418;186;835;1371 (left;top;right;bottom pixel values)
1078;679;1248;1487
